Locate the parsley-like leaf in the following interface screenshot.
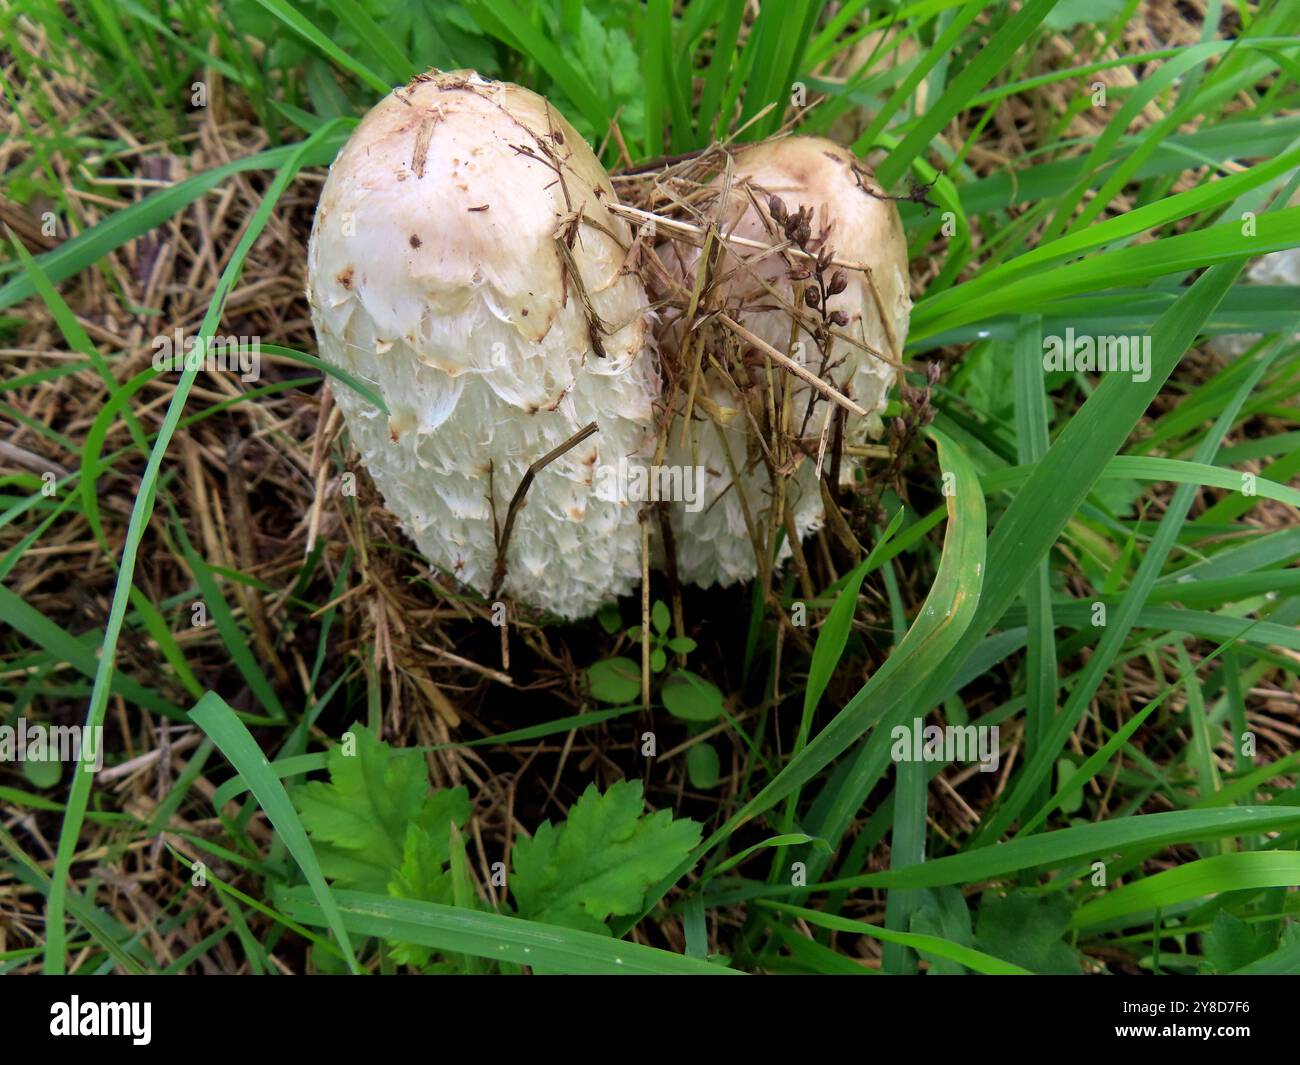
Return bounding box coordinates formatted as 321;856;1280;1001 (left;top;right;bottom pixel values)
511;780;701;935
974;890;1082;974
293;726;469;893
293;726;471;969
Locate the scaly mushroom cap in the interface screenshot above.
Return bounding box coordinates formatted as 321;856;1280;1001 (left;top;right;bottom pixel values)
661;135;911;587
308;71;659;619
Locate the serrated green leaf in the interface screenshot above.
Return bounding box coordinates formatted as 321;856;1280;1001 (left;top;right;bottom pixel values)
292;726;471;968
387;823;455;968
512;781;701;934
1202;911;1274;974
293;726;469;893
974;891;1082;975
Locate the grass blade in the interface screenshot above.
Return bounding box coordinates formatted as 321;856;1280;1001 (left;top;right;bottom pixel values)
275;886;738;975
189;692;360;972
1074;852;1300;929
41;119;350;973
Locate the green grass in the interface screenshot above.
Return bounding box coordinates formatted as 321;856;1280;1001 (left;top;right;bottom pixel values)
2;0;1300;976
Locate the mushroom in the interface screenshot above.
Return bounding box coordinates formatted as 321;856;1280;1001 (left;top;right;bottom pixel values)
307;71;660;619
659;136;911;587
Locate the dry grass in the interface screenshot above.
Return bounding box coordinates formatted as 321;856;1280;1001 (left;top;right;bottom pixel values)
1;2;1297;973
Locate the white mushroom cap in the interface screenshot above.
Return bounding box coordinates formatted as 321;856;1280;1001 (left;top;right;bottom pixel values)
660;136;911;587
308;71;659;619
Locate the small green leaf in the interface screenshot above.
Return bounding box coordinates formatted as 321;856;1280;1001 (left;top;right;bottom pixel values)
662;670;726;722
596;602;622;635
652;600;671;636
23;756;62;789
585;657;641;704
650;647;667;673
687;743;721;789
666;636;697;654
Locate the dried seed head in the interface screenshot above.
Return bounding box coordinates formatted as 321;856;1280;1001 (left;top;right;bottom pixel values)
804;286;821;308
827;269;848;296
829;309;849;327
768;194;788;223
